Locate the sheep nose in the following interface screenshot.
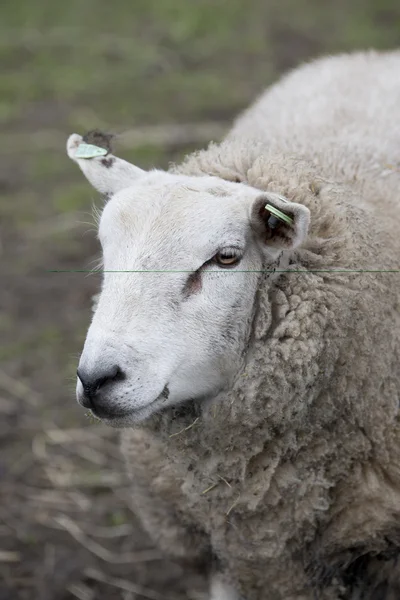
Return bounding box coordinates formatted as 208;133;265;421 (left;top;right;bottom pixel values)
77;365;124;408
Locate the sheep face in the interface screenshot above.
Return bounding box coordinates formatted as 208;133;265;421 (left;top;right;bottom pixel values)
67;134;309;426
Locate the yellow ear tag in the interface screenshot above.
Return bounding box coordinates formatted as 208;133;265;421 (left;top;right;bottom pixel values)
265;204;294;227
75;143;108;159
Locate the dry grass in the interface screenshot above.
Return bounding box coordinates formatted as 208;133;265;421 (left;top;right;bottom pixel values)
0;372;207;600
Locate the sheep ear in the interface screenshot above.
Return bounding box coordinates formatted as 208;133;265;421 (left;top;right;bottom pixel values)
66;133;145;195
251;193;310;254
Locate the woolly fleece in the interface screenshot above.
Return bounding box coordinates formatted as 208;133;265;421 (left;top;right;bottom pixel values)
120;50;400;599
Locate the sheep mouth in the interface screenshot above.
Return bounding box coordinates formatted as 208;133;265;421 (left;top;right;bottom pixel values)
91;385;170;422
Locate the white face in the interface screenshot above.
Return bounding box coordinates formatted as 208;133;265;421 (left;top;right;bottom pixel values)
67;134;310;426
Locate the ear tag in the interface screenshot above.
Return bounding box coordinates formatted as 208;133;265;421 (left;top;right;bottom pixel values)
75;143;108;159
265;204;294;228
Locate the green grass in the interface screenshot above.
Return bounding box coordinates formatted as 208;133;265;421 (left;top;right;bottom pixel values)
2;0;399;138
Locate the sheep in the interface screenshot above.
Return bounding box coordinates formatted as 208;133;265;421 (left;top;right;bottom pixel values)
67;49;400;600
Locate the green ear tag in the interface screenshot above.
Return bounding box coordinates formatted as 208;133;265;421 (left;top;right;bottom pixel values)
75;143;108;159
265;204;294;226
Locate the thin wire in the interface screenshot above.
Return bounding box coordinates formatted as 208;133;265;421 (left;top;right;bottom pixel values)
46;269;400;273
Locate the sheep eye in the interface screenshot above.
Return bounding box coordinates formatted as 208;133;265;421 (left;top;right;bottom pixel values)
213;250;241;268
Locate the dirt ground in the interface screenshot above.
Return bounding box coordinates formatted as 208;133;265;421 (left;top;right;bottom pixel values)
1;1;399;598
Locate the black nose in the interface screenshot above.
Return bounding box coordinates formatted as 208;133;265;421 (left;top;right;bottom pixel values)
77;365;124;408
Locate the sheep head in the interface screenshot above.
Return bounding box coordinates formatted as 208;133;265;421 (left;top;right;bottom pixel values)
67;133;310;427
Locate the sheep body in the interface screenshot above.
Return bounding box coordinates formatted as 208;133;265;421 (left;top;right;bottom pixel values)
117;50;400;599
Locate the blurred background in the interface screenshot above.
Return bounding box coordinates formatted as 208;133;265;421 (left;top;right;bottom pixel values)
1;0;399;598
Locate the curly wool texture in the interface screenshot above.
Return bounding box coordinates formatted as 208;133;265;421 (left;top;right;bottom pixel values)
121;50;400;600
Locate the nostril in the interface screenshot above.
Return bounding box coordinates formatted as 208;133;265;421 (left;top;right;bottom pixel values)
109;365;124;382
95;366;124;390
77;365;125;400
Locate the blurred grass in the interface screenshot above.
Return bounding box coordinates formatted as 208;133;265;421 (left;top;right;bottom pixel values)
1;0;399;246
2;0;400;130
0;0;399;598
